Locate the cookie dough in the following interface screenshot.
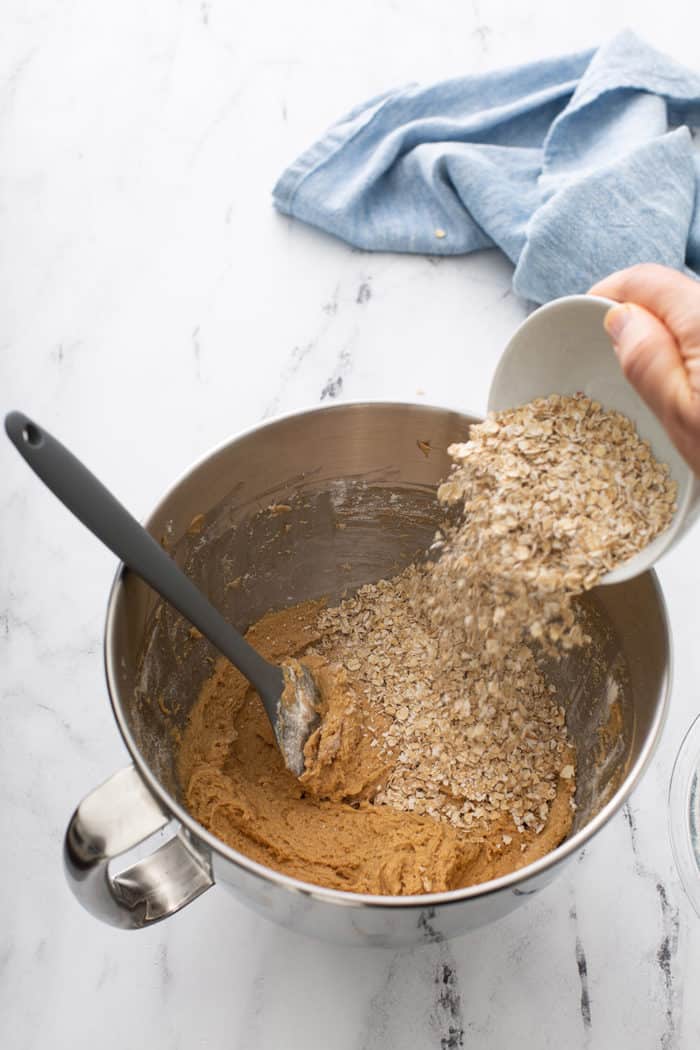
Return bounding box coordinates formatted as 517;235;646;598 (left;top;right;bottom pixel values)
177;601;575;895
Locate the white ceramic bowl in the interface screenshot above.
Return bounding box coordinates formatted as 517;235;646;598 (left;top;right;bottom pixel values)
488;294;700;584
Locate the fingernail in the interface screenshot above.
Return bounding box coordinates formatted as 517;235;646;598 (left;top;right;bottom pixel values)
604;304;633;345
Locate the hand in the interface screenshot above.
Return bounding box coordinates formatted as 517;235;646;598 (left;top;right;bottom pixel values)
589;263;700;476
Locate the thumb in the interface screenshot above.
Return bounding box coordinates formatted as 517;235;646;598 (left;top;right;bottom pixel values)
603;302;689;430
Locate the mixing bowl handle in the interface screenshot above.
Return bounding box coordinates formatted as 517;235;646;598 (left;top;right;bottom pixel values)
64;765;213;929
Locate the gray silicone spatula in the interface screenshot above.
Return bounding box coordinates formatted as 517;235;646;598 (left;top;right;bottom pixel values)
5;411;320;775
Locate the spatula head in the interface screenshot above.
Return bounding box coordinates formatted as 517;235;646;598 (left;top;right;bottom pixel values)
275;660;321;776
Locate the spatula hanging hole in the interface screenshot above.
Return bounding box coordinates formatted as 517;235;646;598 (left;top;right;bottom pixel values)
23;423;43;448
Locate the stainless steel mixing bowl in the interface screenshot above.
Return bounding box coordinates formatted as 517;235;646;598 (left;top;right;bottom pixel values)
64;402;671;945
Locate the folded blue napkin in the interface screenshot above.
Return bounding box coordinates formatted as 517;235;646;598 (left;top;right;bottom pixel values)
273;30;700;303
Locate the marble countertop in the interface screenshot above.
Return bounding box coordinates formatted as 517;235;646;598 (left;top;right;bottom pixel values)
3;2;700;1047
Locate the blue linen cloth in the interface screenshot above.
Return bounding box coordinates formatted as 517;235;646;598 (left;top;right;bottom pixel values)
273;30;700;303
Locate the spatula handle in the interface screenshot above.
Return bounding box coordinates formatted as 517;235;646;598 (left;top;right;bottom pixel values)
5;411;283;709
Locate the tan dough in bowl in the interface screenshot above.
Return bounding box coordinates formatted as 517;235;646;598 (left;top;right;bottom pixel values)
177;602;574;896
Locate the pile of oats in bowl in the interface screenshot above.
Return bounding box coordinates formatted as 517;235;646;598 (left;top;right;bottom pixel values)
315;566;570;839
313;394;677;844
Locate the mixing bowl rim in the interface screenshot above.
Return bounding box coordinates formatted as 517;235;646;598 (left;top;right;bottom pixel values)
103;399;672;910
